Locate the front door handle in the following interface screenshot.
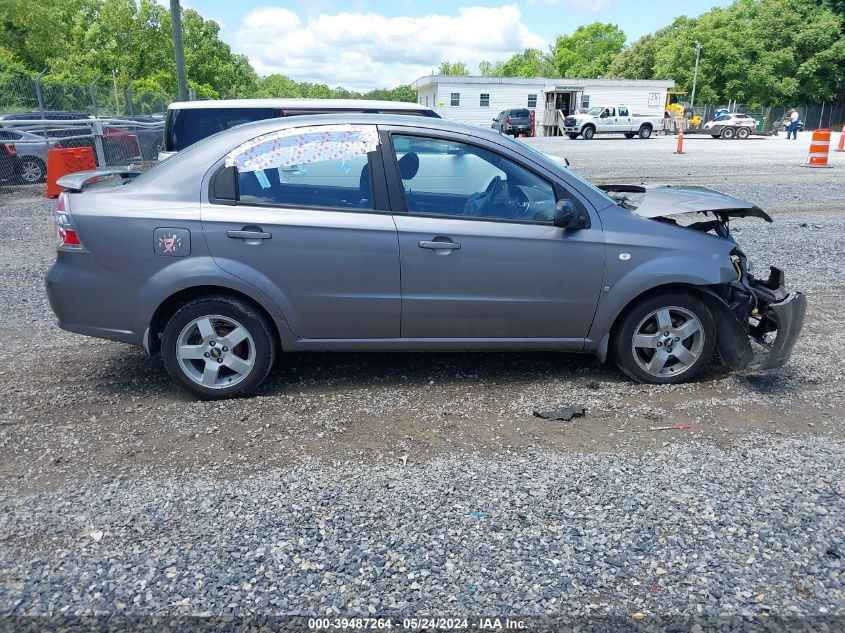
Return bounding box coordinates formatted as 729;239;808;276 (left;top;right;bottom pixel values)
419;240;461;250
227;230;272;240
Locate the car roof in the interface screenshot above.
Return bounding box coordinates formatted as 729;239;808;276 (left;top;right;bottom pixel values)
167;98;431;112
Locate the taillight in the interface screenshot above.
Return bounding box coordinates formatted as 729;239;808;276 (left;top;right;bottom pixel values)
56;193;86;251
505;116;510;124
52;142;62;149
5;143;16;156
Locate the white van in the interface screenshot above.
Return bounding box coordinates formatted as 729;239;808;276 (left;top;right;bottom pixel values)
159;98;440;161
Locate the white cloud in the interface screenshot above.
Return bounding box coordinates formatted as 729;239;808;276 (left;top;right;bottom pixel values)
234;5;548;90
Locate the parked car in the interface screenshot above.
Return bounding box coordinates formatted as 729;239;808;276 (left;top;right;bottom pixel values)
47;114;806;399
491;109;532;137
1;111;141;165
703;113;758;130
563;105;663;139
0;129;62;183
159;98;440;161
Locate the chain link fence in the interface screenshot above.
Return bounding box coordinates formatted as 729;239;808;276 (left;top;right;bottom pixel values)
691;100;845;134
0;71;169;196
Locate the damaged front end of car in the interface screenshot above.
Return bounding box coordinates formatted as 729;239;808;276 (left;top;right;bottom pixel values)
600;184;808;371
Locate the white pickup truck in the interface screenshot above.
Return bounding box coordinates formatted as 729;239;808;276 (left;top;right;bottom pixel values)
562;105;664;140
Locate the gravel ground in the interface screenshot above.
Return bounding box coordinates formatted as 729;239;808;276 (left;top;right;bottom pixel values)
1;134;844;628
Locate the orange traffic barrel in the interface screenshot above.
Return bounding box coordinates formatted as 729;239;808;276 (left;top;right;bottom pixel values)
836;124;845;152
806;128;832;168
47;146;97;197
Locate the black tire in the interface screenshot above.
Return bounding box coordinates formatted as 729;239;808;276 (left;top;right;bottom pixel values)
711;134;720;138
567;133;579;140
721;127;736;139
161;295;277;399
736;127;751;140
638;125;652;139
582;126;595;140
624;132;636;139
611;292;716;385
16;156;46;184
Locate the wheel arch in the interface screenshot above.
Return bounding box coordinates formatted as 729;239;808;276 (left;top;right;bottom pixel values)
592;282;722;363
145;285;282;356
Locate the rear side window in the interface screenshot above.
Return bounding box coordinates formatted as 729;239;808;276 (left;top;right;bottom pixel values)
225;124;379;210
166;107;277;152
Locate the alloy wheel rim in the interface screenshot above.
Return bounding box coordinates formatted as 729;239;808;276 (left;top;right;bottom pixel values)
176;314;255;389
631;306;705;378
21;160;42;182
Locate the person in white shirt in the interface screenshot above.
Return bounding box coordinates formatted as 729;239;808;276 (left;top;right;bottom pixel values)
787;109;800;140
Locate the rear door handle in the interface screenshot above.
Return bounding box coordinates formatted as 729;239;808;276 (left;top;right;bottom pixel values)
227;230;272;240
419;240;461;250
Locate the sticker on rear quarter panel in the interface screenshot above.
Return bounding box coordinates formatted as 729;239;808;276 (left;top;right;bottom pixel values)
154;228;190;257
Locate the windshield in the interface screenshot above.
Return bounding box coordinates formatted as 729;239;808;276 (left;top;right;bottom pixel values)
586;107;605;116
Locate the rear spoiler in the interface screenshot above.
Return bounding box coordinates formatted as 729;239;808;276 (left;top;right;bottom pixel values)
56;169;142;192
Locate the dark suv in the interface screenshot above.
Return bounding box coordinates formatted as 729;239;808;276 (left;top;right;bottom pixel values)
491;109;533;137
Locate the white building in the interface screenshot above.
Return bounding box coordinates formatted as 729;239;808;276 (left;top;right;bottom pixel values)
411;75;675;137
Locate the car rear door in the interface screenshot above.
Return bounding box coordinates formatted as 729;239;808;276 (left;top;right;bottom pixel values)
381;127;605;342
202;124;401;339
617;107;634;131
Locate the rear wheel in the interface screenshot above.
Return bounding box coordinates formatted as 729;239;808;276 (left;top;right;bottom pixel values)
161;296;276;399
611;292;716;384
721;127;736;139
638;125;652;139
736;127;751;140
582;126;595;140
567;133;579;140
17;157;45;183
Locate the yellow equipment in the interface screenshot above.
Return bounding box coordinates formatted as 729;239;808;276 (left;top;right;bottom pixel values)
665;91;702;128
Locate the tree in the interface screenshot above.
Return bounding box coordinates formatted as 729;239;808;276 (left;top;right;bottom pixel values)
552;22;626;78
254;74;301;98
490;48;553;77
621;0;845;105
437;60;470;75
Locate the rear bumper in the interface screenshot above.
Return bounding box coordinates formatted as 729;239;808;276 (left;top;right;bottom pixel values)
45;252;147;346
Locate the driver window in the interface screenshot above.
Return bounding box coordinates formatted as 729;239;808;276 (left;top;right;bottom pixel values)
390;134;557;222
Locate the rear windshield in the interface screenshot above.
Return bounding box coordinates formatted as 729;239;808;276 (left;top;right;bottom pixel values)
165;106;440;152
509;109;530;119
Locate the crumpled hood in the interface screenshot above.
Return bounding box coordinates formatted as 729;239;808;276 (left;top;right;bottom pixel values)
599;184;773;222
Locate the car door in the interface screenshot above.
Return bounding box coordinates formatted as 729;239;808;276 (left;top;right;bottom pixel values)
202;123;401;339
617;107;633;131
382;129;606;341
596;108;615;132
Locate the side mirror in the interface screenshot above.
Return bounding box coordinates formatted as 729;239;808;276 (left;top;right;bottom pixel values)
553;199;589;230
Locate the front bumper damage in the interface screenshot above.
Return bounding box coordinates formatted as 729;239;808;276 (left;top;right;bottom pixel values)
704;266;807;371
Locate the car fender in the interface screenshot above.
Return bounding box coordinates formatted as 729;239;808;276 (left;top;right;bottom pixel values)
133;255;298;347
587;249;736;348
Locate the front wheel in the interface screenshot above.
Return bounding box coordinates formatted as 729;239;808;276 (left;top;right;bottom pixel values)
161;296;277;399
624;132;636;139
611;293;716;384
582;126;595;140
721;127;736;139
567;133;579;140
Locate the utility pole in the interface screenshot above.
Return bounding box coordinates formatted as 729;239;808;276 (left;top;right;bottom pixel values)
170;0;189;101
690;40;702;111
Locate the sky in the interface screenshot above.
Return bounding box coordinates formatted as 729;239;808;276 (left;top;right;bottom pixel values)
171;0;733;90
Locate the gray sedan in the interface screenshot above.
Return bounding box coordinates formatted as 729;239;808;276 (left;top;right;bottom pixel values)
46;114;806;399
0;129;60;183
